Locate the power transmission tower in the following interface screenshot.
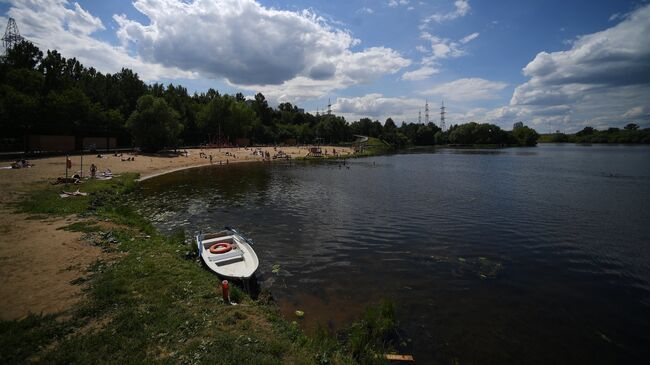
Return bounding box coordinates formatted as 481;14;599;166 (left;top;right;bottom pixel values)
440;100;446;131
424;100;430;124
418;109;421;124
327;98;332;115
2;18;24;55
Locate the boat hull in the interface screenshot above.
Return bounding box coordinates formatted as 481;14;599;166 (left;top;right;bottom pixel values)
196;230;259;280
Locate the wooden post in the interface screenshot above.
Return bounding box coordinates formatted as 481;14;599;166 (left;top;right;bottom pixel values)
80;151;83;179
65;155;69;188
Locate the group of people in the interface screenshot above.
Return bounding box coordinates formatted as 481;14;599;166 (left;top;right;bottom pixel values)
199;151;214;164
10;159;32;169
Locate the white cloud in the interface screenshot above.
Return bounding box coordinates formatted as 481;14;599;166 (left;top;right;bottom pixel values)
388;0;410;7
5;0;410;103
401;66;439;81
333;93;423;122
422;0;470;27
253;47;410;103
419;31;479;65
114;0;410;100
5;0;192;81
507;4;650;131
422;78;508;101
357;7;374;14
622;106;647;119
460;32;479;44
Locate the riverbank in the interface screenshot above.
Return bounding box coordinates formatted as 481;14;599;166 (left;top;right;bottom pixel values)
0;147;400;364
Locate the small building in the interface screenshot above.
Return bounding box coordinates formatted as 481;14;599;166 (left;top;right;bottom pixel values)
83;137;116;150
235;138;250;147
28;135;75;152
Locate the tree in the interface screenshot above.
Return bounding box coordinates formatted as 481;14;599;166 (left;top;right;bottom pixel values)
512;125;539;146
624;123;639;131
576;126;595;136
3;40;42;70
126;95;182;152
197;95;258;143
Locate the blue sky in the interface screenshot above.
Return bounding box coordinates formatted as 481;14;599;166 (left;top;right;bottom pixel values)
2;0;649;131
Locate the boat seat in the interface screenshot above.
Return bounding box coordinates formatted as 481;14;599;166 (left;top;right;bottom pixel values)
203;235;233;246
208;250;244;264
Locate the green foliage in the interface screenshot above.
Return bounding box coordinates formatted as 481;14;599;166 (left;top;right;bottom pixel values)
512;125;540;146
448;122;513;145
1;40;564;151
0;314;73;364
15;173;139;216
345;300;397;364
540;125;650;144
126;95;183;152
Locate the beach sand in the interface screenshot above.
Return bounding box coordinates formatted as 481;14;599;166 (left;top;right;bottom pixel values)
0;146;351;320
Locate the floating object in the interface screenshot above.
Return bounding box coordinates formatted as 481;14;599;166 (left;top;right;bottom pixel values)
196;228;259;279
382;354;414;362
295;310;304;317
209;242;232;254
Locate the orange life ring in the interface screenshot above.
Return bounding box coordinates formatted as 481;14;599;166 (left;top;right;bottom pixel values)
209;242;232;254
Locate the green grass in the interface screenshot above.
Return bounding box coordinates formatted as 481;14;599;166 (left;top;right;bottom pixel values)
2;175;397;364
356;137;392;157
15;174;139;216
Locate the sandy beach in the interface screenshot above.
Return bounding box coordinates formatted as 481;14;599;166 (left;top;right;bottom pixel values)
0;145;351;320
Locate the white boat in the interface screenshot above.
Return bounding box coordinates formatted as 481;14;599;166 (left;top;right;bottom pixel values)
196;228;259;280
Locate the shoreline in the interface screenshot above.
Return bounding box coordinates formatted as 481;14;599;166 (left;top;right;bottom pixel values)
0;157;396;363
0;145;353;320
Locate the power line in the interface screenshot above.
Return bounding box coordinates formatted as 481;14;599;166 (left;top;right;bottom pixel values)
2;18;24;55
425;100;430;124
440;100;446;131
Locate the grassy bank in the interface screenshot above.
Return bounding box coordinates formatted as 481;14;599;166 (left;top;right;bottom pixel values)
1;175;398;364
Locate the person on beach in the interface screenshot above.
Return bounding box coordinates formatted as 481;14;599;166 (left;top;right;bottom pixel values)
90;163;97;178
209;155;213;164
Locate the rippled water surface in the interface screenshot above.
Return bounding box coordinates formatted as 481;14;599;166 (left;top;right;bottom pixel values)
138;144;650;364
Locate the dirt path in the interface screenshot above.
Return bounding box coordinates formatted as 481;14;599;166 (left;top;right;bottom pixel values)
0;212;104;320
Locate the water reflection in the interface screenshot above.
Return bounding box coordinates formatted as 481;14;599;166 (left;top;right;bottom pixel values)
138;145;650;364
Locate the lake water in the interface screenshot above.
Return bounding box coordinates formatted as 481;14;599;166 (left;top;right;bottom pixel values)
137;144;650;364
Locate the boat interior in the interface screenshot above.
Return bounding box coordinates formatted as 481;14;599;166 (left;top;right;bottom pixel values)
200;232;245;265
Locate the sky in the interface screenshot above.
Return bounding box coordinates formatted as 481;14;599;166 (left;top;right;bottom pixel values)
1;0;649;132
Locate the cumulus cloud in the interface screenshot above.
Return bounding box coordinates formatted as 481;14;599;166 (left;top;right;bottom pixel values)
419;31;478;65
507;4;650;131
5;0;410;103
5;0;192;81
115;0;409;90
246;46;409;103
422;0;470;27
422;78;508;101
401;66;439;81
388;0;410;7
333;93;423;122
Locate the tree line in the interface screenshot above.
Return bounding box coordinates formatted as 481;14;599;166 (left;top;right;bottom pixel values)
540;125;650;144
1;41;540;152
